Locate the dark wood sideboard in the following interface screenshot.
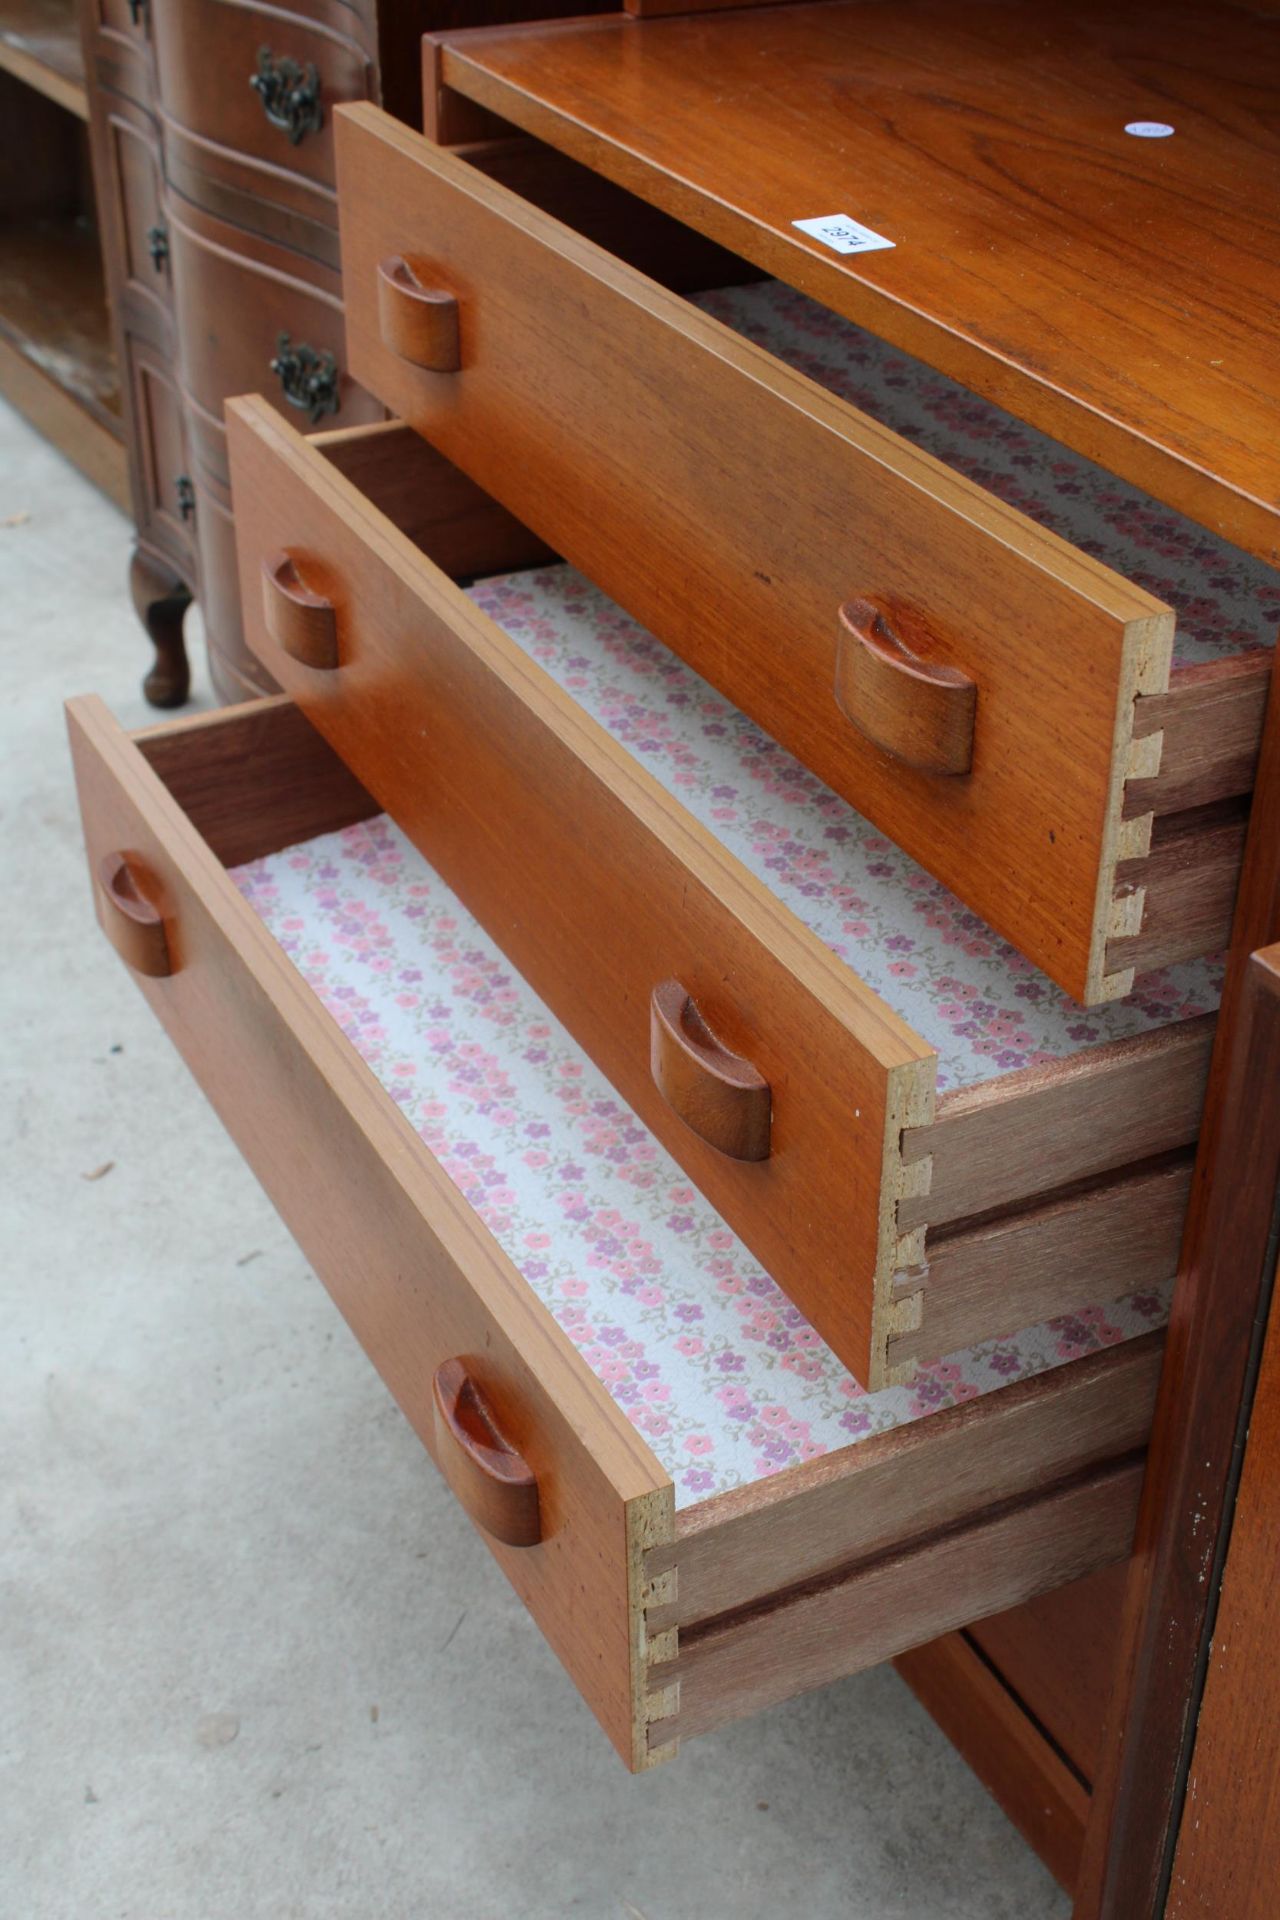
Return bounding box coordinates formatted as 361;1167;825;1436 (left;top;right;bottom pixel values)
77;0;614;708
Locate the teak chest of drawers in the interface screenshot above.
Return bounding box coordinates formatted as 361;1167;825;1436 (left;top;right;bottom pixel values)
67;686;1161;1769
222;403;1218;1390
68;0;1277;1782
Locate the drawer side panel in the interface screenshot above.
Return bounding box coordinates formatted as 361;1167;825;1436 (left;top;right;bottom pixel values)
649;1456;1145;1747
651;1337;1160;1627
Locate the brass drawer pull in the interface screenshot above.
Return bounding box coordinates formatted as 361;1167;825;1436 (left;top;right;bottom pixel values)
432;1360;541;1548
269;334;340;424
650;979;771;1162
250;48;323;146
376;255;461;372
261;551;338;669
835;599;977;776
97;853;171;978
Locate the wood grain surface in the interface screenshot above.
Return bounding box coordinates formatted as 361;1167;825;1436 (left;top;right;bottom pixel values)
623;0;785;15
1166;1230;1280;1916
65;693;674;1771
312;418;555;576
0;0;85;117
897;1560;1129;1892
63;691;1167;1780
131;695;379;870
435;0;1280;558
1106;805;1246;977
148;0;371;201
649;1457;1147;1747
231;401;1219;1379
648;1339;1161;1629
902;1018;1215;1232
889;1156;1192;1376
969;1563;1129;1789
834;597;977;777
431;1357;542;1549
228;393;935;1390
895;1630;1090;1893
649;979;772;1162
335;103;1174;1007
1076;665;1280;1912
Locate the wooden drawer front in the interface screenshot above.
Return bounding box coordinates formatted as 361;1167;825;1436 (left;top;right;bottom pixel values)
125;335;192;558
187;475;279;705
65;694;670;1772
96;0;149;40
227;397;932;1392
335;107;1173;1008
67;694;1160;1770
98;94;168;315
167;205;380;461
151;0;371;198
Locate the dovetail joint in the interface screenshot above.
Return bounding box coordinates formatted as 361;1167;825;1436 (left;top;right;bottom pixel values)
1091;622;1172;1005
641;1557;679;1760
881;1129;933;1364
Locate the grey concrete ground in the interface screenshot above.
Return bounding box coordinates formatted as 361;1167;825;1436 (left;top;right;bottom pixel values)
0;399;1070;1920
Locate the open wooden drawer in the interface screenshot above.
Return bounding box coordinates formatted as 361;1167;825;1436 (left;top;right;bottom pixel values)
66;690;1162;1770
224;403;1217;1389
330;104;1275;1010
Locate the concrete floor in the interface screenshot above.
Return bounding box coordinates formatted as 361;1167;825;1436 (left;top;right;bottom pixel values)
0;399;1071;1920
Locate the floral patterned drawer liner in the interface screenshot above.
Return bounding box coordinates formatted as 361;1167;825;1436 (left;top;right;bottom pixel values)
466;566;1223;1094
693;281;1280;670
233;817;1170;1508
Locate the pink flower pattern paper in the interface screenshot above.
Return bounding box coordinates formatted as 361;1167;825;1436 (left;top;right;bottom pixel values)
693;280;1280;669
233;817;1169;1509
467;567;1223;1093
226;295;1267;1503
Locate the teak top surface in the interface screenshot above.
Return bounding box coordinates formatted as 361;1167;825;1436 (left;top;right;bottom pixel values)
439;0;1280;559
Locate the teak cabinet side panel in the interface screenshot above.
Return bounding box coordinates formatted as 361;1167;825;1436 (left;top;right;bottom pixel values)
653;1338;1161;1628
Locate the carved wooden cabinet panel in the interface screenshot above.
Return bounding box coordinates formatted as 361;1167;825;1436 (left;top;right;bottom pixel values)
123;332;191;553
78;0;617;706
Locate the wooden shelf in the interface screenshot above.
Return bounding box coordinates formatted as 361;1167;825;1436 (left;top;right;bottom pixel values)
0;0;86;119
0;212;127;507
437;0;1280;560
0;212;119;425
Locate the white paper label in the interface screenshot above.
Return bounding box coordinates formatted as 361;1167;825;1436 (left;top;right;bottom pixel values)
792;213;895;256
1125;120;1174;138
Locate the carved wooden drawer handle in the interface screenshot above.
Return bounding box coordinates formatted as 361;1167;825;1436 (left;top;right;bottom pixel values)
835;599;977;776
431;1359;541;1548
377;255;461;372
650;979;771;1162
97;853;171;978
261;551;338;670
